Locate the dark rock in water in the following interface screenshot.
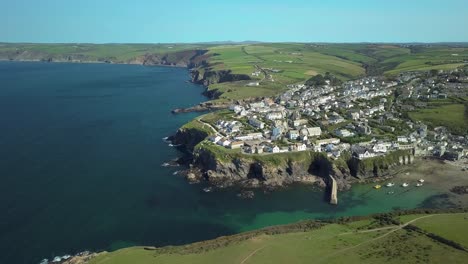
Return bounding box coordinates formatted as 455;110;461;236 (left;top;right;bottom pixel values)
450;186;468;195
237;190;255;199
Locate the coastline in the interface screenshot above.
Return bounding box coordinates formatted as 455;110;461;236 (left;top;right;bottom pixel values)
0;58;189;68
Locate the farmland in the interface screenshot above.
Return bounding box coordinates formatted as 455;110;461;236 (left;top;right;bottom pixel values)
408;99;468;135
89;211;468;264
2;43;467;101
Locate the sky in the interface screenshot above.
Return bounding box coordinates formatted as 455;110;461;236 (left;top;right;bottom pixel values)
1;0;467;43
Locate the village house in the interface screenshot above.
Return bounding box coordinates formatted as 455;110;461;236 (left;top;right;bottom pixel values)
335;129;354;138
217;138;231;147
288;130;300;140
248;118;265;129
292;119;308;128
266;111;283;120
208;135;222;143
316;138;341;146
229;141;244;149
352;147;377;160
300;127;322;137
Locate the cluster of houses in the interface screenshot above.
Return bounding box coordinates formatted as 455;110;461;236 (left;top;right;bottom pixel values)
203;71;468;162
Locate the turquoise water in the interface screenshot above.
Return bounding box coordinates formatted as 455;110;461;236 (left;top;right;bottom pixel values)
0;62;444;264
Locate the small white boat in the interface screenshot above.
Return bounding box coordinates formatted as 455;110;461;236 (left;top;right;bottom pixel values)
203;187;213;193
402;183;409;187
161;162;170;167
386;182;395;187
416;183;423;187
418;179;425;183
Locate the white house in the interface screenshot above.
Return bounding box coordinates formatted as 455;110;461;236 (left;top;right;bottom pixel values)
300;127;322;137
208;135;222;143
335;129;354;138
249;118;265;129
266;112;283;120
397;136;409;143
353;148;377;159
372;143;387;153
271;146;280;153
288;130;300;140
296;143;307;151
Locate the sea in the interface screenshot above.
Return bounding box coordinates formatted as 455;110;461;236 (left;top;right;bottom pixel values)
0;61;445;264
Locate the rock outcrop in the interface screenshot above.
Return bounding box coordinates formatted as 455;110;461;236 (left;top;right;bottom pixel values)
191;145;352;190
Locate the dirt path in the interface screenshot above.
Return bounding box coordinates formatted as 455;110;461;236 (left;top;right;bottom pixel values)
239;246;267;264
317;215;435;263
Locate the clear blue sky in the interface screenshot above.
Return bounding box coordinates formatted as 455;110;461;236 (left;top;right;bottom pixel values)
2;0;467;43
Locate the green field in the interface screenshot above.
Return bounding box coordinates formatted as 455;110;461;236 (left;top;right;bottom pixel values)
2;43;467;101
89;212;468;264
408;103;468;135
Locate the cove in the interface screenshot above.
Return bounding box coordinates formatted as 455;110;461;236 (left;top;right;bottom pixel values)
0;61;448;264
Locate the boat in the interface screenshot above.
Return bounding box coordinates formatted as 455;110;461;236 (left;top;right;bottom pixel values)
373;185;382;189
203;187;213;193
402;183;409;187
416;183;423;187
418;179;425;183
386;182;395;187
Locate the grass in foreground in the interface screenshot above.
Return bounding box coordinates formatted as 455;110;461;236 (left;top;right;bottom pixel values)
89;212;468;264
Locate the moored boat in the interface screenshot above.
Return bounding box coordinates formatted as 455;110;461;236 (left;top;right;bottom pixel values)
386;182;395;187
374;185;382;189
402;183;409;187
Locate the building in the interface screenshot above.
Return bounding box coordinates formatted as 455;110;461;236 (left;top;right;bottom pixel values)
295;143;307;151
229;141;244;149
316;138;340;146
352;148;377;159
288;130;300;140
300;127;322;137
292;119;308;128
372;143;387;153
249;118;265;129
271;127;283;140
266;112;283;120
335;129;354;138
208;135;222;143
217;139;231;147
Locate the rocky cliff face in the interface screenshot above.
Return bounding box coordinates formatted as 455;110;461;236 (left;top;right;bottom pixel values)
171;127;210;152
0;49;208;67
191;146;352;190
191;69;251;90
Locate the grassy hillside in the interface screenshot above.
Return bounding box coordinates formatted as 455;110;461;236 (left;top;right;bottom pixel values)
89;211;468;264
3;43;466;102
0;43;208;64
408;98;468;135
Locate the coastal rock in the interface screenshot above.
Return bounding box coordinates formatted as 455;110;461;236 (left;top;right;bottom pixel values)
192;147;350;190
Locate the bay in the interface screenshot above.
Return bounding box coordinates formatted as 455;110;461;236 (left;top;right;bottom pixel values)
0;62;444;264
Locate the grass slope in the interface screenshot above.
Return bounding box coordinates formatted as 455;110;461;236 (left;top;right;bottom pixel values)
89;212;468;264
408;102;468;135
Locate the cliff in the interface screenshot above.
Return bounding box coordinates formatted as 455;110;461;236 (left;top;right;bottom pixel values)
190;141;352;190
347;150;414;178
172;123;417;191
191;69;251;99
0;48;208;67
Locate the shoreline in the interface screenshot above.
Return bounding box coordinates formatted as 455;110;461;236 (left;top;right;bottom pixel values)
0;58;189;68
